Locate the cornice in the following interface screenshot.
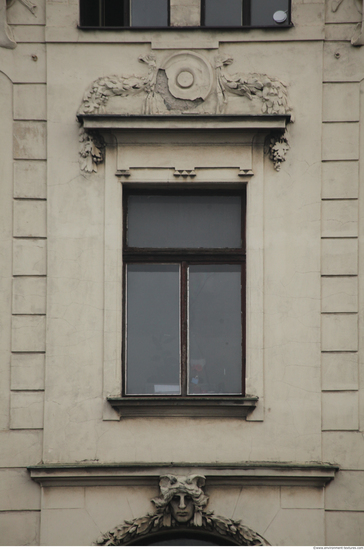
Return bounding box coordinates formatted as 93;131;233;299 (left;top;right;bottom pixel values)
28;461;338;488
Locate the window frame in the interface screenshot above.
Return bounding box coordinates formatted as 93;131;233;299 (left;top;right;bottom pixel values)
122;188;247;399
79;0;291;29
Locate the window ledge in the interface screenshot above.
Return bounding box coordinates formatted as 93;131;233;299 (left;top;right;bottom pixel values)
107;395;258;418
77;25;293;31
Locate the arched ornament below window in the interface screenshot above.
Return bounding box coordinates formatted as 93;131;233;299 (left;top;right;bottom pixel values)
94;475;270;546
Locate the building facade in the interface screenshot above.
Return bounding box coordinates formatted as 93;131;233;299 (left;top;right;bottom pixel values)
0;0;364;545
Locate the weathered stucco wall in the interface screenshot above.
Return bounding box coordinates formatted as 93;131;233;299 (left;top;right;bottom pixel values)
0;0;363;545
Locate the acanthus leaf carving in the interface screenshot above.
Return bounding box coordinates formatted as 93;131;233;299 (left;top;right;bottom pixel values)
94;475;270;546
266;131;290;171
79;128;105;173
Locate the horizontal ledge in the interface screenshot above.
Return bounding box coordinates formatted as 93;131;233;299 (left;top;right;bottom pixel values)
28;462;338;488
78;114;290;131
77;25;293;31
107;396;258;418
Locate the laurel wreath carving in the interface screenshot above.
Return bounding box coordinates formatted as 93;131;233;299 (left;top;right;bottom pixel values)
94;510;269;546
215;55;293;119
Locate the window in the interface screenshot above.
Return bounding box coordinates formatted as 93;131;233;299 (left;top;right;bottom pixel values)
79;0;291;28
201;0;291;27
123;190;246;397
79;0;169;28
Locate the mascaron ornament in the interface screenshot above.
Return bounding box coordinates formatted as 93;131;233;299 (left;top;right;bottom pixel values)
94;474;270;546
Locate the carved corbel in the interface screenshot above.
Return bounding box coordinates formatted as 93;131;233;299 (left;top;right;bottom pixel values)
265;131;290;172
79;128;105;173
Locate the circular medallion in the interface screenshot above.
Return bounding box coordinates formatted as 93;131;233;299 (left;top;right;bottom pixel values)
176;70;194;89
161;51;213;101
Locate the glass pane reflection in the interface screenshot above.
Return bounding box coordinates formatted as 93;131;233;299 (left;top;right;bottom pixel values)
126;265;180;395
128;195;241;249
131;0;168;27
188;265;242;395
250;0;289;26
204;0;242;26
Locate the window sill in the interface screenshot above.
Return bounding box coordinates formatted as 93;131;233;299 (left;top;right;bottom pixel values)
77;25;293;31
107;395;258;418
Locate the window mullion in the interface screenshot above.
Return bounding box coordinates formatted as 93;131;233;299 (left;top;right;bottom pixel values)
100;0;104;27
242;0;250;26
180;262;188;396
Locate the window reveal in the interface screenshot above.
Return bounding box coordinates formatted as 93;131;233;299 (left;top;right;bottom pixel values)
123;191;246;397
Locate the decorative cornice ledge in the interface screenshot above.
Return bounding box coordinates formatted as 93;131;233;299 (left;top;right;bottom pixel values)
28;462;338;488
77;113;290;132
107;395;258;418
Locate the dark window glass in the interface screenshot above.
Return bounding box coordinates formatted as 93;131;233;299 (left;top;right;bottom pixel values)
80;0;291;28
80;0;101;26
250;0;290;26
80;0;128;26
188;265;242;395
127;195;241;249
126;265;180;395
203;0;242;26
104;0;127;26
131;0;169;26
123;191;246;398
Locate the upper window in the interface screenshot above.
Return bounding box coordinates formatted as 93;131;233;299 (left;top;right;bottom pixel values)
80;0;169;28
123;190;246;397
79;0;291;28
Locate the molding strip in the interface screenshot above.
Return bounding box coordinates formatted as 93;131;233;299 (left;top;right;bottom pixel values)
77;113;290;131
28;462;338;488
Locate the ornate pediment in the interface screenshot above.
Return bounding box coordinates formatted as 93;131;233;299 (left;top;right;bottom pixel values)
77;51;293;119
77;50;293;173
94;474;270;546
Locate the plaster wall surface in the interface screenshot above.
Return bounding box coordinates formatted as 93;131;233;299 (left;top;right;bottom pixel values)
0;0;363;545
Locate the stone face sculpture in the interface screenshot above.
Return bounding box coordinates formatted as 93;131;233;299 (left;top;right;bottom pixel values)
94;474;270;546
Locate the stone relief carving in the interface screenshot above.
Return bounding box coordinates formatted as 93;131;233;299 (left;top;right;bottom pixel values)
266;132;290;171
79;128;105;173
94;475;269;546
215;55;293;118
79;55;158;116
331;0;364;45
77;51;293;173
1;0;37;49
